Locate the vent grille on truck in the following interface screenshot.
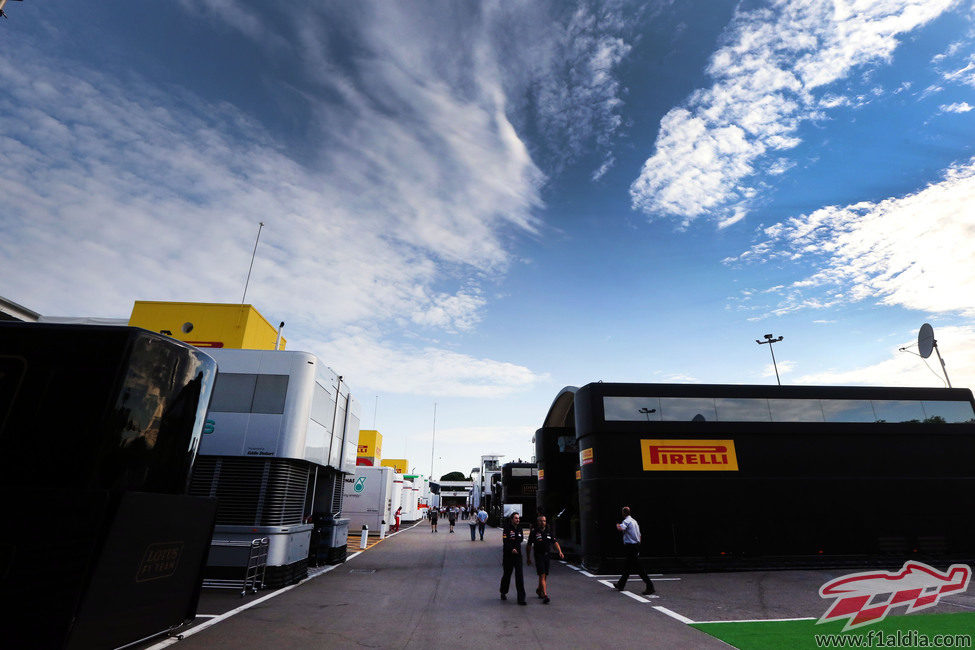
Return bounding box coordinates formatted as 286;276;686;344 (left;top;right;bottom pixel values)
189;456;311;526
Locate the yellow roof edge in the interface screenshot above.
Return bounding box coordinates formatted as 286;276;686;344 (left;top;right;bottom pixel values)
132;301;284;335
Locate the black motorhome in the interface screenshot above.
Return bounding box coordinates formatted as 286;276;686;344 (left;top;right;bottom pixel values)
537;382;975;573
0;323;218;649
500;461;538;527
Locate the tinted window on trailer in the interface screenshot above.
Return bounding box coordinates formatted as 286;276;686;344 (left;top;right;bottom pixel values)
873;400;925;423
209;373;257;412
714;398;772;422
820;399;876;422
209;373;289;414
768;399;825;422
921;400;975;423
252;374;289;414
603;396;661;421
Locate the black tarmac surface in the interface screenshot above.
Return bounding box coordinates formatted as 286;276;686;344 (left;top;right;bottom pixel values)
146;521;975;649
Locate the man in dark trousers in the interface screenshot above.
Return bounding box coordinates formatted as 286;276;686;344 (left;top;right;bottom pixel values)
614;506;655;596
499;512;527;605
526;514;563;604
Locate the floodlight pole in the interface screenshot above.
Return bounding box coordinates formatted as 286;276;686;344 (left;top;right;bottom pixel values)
638;407;656;422
430;402;437;480
756;333;784;386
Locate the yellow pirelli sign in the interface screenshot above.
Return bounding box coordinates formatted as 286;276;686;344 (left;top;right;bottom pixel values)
640;439;738;471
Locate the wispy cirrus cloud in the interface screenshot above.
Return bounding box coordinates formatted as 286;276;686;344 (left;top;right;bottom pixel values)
2;3;601;397
630;0;956;226
726;157;975;319
489;0;638;173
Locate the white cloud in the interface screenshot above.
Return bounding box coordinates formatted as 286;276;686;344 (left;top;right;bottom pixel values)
943;57;975;87
940;101;974;113
630;0;955;225
932;40;965;64
768;157;797;176
797;326;975;390
309;332;549;398
592;154;616;181
729;157;975;319
762;360;794;379
410;289;487;333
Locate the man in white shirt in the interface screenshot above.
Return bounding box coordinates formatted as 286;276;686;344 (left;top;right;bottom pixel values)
614;506;655;596
476;506;488;540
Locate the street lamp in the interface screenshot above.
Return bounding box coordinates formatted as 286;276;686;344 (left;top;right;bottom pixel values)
638;407;656;422
756;333;784;386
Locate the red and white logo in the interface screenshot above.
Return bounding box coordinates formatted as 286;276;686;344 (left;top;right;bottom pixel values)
818;561;970;631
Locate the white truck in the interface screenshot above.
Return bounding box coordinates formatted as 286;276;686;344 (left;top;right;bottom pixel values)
343;466;395;533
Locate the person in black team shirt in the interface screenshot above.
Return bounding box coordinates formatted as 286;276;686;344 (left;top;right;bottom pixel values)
499;512;527;605
526;514;563;604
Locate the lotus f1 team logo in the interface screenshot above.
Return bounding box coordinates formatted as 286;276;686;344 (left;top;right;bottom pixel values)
818;561;970;631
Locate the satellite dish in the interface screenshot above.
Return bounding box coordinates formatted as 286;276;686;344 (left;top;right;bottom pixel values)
918;323;935;359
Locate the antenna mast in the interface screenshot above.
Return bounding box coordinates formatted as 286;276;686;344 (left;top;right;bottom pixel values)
241;222;264;305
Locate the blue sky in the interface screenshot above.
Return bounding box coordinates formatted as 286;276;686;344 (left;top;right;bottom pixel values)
2;0;975;478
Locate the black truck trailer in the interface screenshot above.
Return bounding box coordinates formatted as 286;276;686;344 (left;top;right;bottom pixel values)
0;323;218;649
537;382;975;573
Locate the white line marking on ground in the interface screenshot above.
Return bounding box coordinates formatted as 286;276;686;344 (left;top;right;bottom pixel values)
585;574;681;580
565;564;582;571
146;582;304;648
194;615;218;619
694;617;815;624
622;591;649;603
653;606;695;624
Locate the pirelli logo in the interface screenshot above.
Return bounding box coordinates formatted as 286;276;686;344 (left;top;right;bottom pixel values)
640;439;738;471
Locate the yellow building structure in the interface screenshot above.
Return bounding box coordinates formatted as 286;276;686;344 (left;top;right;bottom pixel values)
128;301;286;350
381;458;409;474
356;430;383;467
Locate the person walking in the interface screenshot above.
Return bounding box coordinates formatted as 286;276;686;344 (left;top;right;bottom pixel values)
393;506;402;533
614;506;654;596
476;506;488;541
448;507;457;533
430;507;439;533
526;514;563;604
499;512;527;605
469;508;478;541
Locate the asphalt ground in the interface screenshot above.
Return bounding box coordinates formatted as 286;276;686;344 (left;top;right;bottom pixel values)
143;521;975;649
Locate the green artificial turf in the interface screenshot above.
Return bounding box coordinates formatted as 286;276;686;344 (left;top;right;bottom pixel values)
691;612;975;649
